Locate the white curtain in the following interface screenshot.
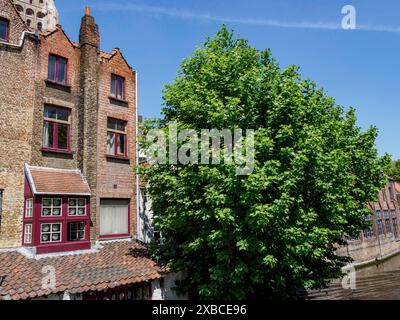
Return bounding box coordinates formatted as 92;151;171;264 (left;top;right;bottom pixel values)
43;122;50;148
100;200;129;235
107;132;115;155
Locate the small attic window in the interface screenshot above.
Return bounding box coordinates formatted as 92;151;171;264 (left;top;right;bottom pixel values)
37;12;45;19
26;9;34;16
15;5;23;12
0;18;9;42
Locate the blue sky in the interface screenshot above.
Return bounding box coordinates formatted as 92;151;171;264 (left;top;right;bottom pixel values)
57;0;400;158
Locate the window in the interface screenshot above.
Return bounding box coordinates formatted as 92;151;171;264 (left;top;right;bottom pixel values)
68;199;86;216
26;19;31;27
41;223;62;243
24;224;32;244
0;18;9;42
100;199;129;236
68;222;86;241
377;219;384;236
107;118;127;157
363;227;374;238
42;198;62;216
111;75;124;100
26;8;34;16
25;199;33;218
37;22;42;31
43;105;71;151
392;210;398;239
48;55;68;85
385;212;392;234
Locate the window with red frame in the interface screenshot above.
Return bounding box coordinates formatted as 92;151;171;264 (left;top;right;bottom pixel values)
43;105;71;151
48;54;68;85
107;118;127;157
0;18;9;42
111;74;125;100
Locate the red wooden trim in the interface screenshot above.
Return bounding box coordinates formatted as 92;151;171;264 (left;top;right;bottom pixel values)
41;148;74;155
99;198;131;238
23;195;91;253
106;154;130;161
36;241;90;255
99;233;131;239
48;54;68;85
111;74;125;100
43;119;71;151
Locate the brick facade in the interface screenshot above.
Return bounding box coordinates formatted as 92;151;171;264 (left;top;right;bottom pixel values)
337;179;400;263
0;0;138;250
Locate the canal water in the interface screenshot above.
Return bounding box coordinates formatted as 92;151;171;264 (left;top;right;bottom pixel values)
308;253;400;300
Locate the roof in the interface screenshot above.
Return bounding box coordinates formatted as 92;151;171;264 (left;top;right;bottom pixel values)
0;241;164;300
25;164;91;196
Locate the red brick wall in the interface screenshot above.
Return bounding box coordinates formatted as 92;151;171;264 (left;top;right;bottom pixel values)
0;0;38;247
97;51;138;238
30;29;81;170
0;0;28;45
0;0;139;248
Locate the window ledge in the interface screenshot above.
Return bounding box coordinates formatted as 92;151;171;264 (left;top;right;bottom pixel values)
106;154;130;162
108;96;129;106
42;148;74;155
99;234;131;240
45;79;71;89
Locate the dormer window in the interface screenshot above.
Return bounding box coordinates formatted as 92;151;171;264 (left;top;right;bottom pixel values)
48;54;68;85
111;74;125;100
0;18;9;42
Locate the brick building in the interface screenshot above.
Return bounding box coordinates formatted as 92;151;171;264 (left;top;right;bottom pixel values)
337;179;400;263
0;0;184;300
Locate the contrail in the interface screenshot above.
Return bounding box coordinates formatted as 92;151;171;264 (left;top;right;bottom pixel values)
90;2;400;33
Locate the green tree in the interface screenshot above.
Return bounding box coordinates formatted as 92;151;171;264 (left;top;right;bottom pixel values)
140;26;390;299
387;160;400;182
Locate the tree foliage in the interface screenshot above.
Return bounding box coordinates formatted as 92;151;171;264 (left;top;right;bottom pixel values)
387;160;400;182
140;26;390;299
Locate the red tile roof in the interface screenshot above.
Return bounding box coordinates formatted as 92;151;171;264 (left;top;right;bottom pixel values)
0;241;164;300
25;165;91;195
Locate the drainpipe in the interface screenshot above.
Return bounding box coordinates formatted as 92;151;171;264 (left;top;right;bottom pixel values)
135;70;141;242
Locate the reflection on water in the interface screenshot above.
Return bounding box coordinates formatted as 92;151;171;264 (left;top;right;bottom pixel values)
308;253;400;300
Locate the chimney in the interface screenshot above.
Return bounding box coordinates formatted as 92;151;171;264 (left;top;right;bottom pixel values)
79;5;100;48
77;5;99;223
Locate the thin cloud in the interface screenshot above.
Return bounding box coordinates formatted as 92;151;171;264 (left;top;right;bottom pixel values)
90;2;400;33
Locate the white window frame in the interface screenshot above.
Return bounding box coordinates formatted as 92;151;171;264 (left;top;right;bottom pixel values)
68;198;86;216
40;223;62;243
25;198;33;218
41;198;62;217
24;224;32;244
